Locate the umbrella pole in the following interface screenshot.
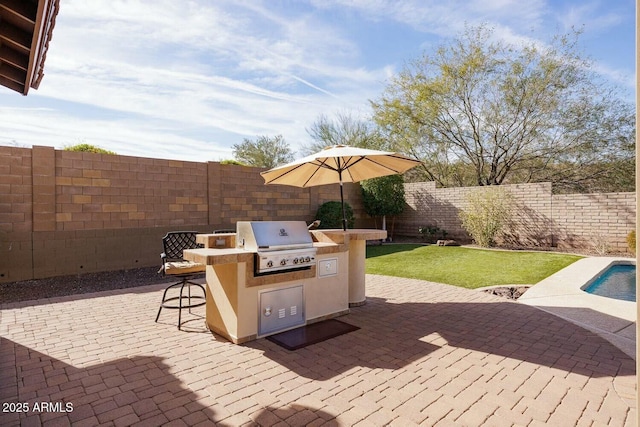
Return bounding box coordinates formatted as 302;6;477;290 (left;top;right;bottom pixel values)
339;171;347;231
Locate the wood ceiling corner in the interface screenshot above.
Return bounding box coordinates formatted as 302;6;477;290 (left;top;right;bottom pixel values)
0;0;58;95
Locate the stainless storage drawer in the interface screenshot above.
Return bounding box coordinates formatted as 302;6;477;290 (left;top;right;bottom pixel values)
259;285;305;336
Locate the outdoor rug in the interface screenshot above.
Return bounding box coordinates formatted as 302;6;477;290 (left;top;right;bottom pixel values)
266;319;359;350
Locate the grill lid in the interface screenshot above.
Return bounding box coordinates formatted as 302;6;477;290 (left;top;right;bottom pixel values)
236;221;314;252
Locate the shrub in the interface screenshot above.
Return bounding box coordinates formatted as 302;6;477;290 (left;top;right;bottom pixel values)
459;187;513;247
627;230;636;255
316;201;354;229
589;233;610;255
418;225;441;243
220;159;247;166
64;143;116;155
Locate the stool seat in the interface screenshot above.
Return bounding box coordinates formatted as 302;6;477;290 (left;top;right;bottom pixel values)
162;261;204;275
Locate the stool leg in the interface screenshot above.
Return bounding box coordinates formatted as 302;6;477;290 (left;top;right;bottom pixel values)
178;281;186;330
155;285;173;322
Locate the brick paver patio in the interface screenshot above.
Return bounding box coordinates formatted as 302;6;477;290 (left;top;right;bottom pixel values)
1;274;636;426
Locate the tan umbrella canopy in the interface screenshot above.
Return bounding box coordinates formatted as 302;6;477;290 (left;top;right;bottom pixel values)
261;145;421;230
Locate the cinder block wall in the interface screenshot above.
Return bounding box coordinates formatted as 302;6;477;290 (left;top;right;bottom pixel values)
2;145;635;282
53;150;210;230
1;147;34;282
0;146;364;283
552;193;636;252
397;181;635;253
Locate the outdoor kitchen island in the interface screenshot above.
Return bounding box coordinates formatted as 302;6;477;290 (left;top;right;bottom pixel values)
310;229;387;307
182;222;385;344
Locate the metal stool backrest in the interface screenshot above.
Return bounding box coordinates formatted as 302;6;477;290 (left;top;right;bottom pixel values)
162;231;200;262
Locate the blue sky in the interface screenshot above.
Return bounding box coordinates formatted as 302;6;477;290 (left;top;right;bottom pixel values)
0;0;635;162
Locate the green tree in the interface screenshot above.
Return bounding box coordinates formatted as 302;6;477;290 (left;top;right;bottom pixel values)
361;175;406;238
371;25;635;192
232;135;294;168
303;112;386;155
64;143;116;155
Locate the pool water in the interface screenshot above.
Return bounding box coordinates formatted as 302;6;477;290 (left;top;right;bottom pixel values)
582;264;636;302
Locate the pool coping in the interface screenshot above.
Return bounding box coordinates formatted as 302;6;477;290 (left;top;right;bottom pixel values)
517;256;636;360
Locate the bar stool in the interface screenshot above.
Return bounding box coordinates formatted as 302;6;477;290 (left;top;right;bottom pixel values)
155;231;206;330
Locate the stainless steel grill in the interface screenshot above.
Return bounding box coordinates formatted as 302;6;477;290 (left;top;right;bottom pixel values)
236;221;317;274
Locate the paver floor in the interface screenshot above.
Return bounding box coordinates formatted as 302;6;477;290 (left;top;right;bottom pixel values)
0;274;636;426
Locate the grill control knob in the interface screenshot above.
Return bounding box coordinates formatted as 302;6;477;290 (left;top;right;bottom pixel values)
280;259;287;266
305;256;311;262
293;258;299;264
266;260;273;268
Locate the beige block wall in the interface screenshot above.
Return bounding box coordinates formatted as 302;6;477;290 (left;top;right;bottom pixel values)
397;181;635;253
397;181;474;239
2;144;635;282
0;146;366;283
54;150;209;230
0;147;34;281
1;147;33;233
552;192;636;252
503;183;554;247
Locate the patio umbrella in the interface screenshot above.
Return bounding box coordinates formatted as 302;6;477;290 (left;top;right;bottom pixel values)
261;145;421;230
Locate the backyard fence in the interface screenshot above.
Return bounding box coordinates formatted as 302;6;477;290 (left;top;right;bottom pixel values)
0;146;364;282
1;145;635;283
396;181;636;253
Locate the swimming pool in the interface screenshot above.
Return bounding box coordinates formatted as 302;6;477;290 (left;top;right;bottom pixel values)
518;257;636;359
582;263;636;302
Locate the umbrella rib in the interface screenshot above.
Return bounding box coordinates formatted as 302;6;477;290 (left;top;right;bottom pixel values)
362;156;416;174
301;162;324;187
342;156;357;181
339;155;419;182
262;162;308;184
316;158;339;173
301;158;339;187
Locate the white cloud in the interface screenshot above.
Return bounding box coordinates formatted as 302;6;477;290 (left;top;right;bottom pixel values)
557;1;625;33
0;106;233;161
310;0;547;35
0;0;633;162
28;0;389;158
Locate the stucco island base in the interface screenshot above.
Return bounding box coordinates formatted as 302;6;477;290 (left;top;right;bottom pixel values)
183;229;385;344
310;229;387;307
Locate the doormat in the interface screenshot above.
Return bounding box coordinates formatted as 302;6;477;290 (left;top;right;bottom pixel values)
266;319;359;351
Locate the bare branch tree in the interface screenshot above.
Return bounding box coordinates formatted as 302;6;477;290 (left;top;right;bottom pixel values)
372;25;635;192
303;112;386;156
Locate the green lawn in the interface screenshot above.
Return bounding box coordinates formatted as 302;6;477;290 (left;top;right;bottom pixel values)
365;244;582;289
